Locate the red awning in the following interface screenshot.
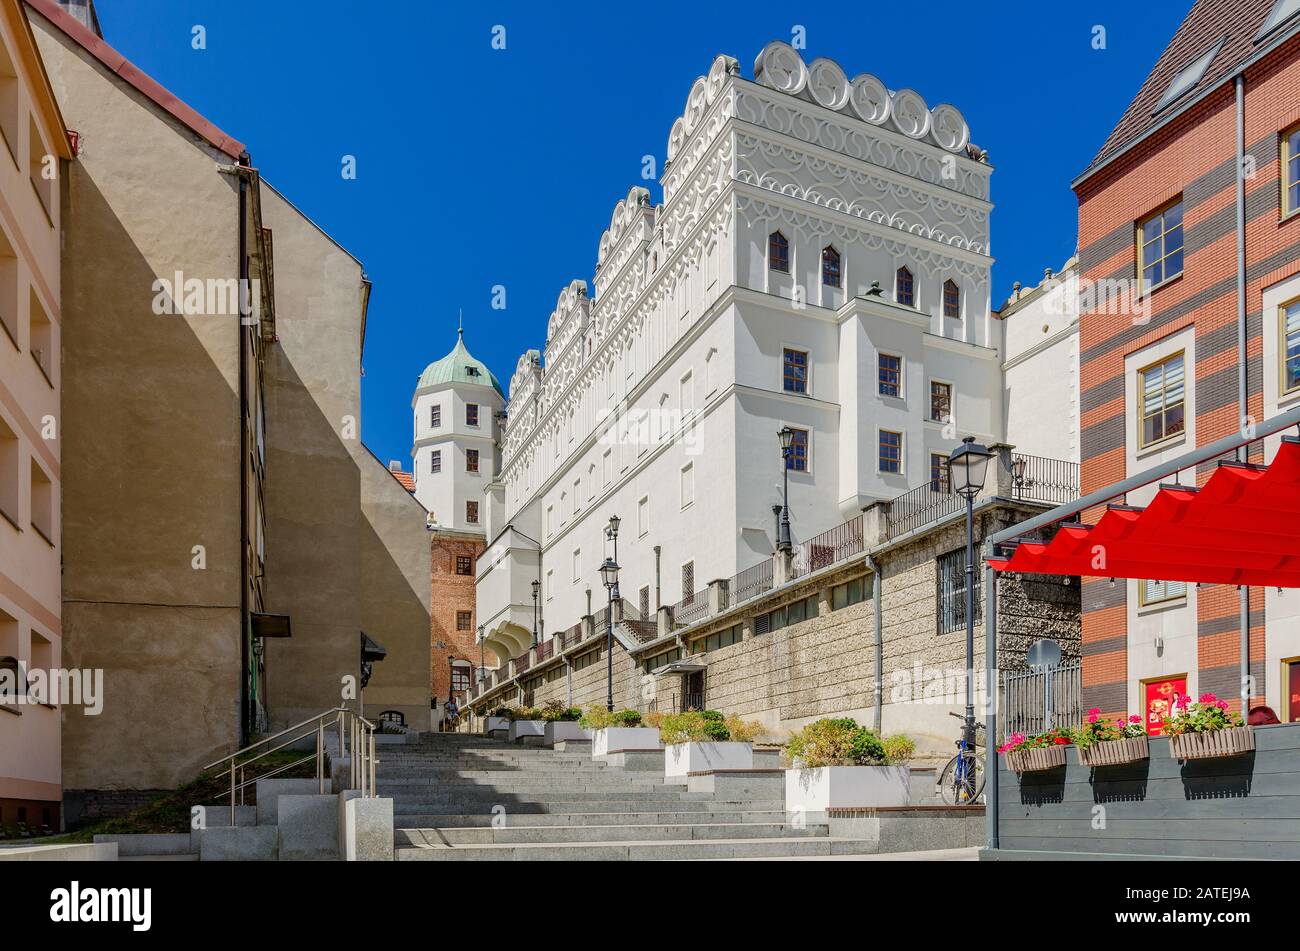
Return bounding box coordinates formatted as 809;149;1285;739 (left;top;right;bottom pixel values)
990;437;1300;587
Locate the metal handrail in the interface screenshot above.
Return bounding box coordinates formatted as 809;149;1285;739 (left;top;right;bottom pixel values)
203;706;378;823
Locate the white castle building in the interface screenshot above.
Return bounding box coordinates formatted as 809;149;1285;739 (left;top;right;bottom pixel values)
451;41;1066;667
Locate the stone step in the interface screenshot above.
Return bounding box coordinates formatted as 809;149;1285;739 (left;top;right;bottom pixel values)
393;798;785;815
396;836;882;861
392;809;789;828
120;853;200;861
386;790;761;805
396;821;825;846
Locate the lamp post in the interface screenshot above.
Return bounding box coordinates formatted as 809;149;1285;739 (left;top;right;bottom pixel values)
777;427;794;553
599;556;620;712
531;578;540;649
476;625;484;684
946;436;994;737
605;514;621;566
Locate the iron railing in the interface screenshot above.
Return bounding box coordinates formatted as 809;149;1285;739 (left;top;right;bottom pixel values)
999;661;1083;742
514;650;532;674
1010;453;1080;506
536;640;553;662
792;515;863;578
885;481;964;540
730;559;773;605
673;589;709;627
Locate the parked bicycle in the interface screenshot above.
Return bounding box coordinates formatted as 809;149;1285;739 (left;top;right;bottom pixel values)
936;711;985;805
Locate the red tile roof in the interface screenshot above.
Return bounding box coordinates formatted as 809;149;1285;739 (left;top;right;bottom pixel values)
26;0;246;159
1081;0;1290;180
390;469;415;493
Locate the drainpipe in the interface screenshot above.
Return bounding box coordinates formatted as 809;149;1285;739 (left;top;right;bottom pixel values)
866;554;883;732
654;545;662;609
1235;75;1250;711
236;155;251;745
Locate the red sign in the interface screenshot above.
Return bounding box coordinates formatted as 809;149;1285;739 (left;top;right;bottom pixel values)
1143;677;1187;736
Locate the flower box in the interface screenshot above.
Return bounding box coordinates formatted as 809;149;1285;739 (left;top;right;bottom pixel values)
1168;726;1254;761
590;727;661;757
664;742;753;779
784;765;911;818
1078;735;1149;767
483;716;510;735
507;719;545;743
544;721;590;746
1004;745;1067;773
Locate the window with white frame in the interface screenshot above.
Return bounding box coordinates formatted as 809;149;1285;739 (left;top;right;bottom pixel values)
1138;352;1186;448
879;430;902;474
879;353;902;398
1140;578;1187;606
783;348;808;394
930;380;952;422
680;462;694;509
1281;297;1300;395
1137;200;1184;289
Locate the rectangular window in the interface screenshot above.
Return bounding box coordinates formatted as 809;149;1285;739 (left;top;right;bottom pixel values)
1137;200;1184;289
1281;298;1300;395
430;404;441;428
1139;352;1186;448
546;568;554;601
1284;124;1300;218
1140;579;1187;606
573;648;600;671
465;500;479;524
456;610;472;631
0;413;17;528
692;623;743;654
758;595;817;635
456;555;473;575
681;561;695;600
602;449;612;486
430;450;441;474
783;348;808;394
930;381;951;422
638;495;649;537
466;449;479;473
785;428;809;472
943;280;960;318
878;354;901;398
450;665;470;692
640;586;650;619
466;403;480;426
680;370;694;414
930;452;950;493
680;463;694;508
937;548;981;634
30;457;52;543
572;549;581;583
831;576;871;611
1286;659;1300;723
879;430;902;474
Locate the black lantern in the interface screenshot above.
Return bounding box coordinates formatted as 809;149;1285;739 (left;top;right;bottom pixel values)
946;436;994;501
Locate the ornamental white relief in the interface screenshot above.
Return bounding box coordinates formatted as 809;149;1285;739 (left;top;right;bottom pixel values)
849;74;890;125
754;40;808;96
806;58;850;111
666;54;738;164
734;133;988;253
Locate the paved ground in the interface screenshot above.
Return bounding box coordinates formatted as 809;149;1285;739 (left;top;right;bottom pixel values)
708;847;981;861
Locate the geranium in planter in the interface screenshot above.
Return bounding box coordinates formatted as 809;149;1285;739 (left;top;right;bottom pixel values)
1164;693;1254;761
659;710;763;778
1072;709;1149;767
997;729;1071;773
783;718;913;816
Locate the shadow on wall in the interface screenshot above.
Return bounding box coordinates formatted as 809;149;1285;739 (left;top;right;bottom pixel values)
60;165;243;792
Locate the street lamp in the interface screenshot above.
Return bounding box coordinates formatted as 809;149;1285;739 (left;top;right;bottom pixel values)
531;578;540;649
599;556;620;712
777;427;795;553
605;514;621;567
1011;456;1027;499
476;625;484;683
946;436;995;739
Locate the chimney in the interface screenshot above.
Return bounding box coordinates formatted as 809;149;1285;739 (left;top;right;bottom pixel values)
388;460;402;472
55;0;103;36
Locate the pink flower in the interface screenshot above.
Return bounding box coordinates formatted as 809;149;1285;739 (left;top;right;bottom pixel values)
1087;708;1100;716
1087;711;1099;723
1129;715;1142;723
1216;699;1229;710
1199;693;1217;704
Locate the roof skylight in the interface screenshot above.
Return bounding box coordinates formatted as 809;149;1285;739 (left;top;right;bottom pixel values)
1154;37;1225;113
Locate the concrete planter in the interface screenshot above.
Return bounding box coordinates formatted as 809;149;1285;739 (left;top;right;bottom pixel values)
664;742;754;779
1078;735;1149;767
1168;726;1255;761
483;716;510;735
785;765;911;818
590;727;662;757
507;719;545;743
544;721;590;746
1004;745;1067;773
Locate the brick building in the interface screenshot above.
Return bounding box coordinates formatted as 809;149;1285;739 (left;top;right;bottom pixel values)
1074;0;1300;721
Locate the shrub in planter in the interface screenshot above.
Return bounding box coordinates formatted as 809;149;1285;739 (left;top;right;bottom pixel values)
658;711;763;745
1165;693;1254;760
1071;709;1149;767
490;707;514;720
577;705;645;731
783;718;912;767
539;700;582;722
997;728;1071;772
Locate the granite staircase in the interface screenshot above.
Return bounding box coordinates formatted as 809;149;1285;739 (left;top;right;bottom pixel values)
387;733;888;860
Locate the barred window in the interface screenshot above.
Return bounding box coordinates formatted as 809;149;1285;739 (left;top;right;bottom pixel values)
430;450;441;474
455;555;473;575
450;665;470;692
466;403;480;426
430;404;441;428
937;548;981;634
769;231;789;273
465;501;479;524
466;449;479;473
456;610;472;631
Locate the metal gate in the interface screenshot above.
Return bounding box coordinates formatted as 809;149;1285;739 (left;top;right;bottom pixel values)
998;661;1082;741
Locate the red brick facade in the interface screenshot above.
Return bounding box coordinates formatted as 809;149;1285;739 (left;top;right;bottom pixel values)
429;531;494;702
1075;14;1300;718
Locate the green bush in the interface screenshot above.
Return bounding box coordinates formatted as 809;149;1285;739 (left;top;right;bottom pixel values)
612;709;643;727
658;710;763;745
490;707;513;720
578;705;644;730
784;717;914;768
540;700;582;722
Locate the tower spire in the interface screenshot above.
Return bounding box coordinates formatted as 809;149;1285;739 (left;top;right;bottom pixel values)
458;308;464;339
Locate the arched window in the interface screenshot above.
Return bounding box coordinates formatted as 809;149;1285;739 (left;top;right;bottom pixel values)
895;267;915;307
821;246;841;288
943;279;960;318
768;231;789;273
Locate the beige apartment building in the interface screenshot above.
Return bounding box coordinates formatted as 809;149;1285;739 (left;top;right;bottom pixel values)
0;0;71;833
25;0;429;820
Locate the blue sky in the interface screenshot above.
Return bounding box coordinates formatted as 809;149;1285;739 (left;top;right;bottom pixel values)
92;0;1187;466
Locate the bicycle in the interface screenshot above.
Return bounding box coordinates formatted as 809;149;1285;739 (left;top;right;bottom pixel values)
936;711;985;805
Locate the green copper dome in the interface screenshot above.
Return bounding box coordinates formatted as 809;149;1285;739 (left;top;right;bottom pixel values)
417;330;504;398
